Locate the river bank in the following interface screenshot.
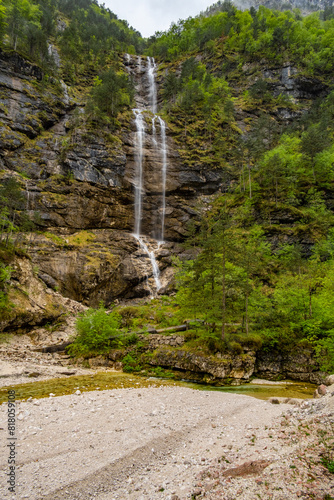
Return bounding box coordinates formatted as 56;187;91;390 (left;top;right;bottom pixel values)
0;383;333;500
1;331;333;499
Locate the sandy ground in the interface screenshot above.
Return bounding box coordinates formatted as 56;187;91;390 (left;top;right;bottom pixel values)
0;324;101;389
0;384;333;500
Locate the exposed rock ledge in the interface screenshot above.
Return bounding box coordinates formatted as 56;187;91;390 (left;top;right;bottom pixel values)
85;340;325;385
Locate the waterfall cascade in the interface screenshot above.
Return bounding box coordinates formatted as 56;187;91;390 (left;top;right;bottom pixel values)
133;109;144;237
128;55;169;295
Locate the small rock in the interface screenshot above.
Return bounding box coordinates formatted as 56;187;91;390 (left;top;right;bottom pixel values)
269;398;280;404
49;393;55;397
75;390;81;396
317;384;327;396
325;374;334;385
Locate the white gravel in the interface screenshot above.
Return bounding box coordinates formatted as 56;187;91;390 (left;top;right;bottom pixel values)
0;386;292;500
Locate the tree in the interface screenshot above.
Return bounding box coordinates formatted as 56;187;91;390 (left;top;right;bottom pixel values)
0;0;6;44
233;227;271;334
6;0;42;51
87;69;134;124
301;123;331;182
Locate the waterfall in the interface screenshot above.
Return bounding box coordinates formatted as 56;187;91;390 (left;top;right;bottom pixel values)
130;55;169;295
151;116;157;148
147;57;157;113
158;116;167;243
133;109;145;237
134;235;162;291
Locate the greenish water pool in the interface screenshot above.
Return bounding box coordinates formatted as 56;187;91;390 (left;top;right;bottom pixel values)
183;381;316;400
0;371;316;404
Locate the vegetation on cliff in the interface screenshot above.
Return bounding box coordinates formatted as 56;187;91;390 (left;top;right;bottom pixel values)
143;1;334;371
0;0;144;73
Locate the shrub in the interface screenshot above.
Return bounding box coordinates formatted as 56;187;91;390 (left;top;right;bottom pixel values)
314;331;334;373
118;306;140;328
228;341;243;354
234;334;263;350
184;329;199;342
204;333;225;353
122;353;142;372
124;333;139;346
67;305;122;357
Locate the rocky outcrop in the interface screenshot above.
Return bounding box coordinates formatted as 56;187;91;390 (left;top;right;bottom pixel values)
144;344;326;384
25;229;183;304
255;348;326;384
144;347;256;383
0;257;83;333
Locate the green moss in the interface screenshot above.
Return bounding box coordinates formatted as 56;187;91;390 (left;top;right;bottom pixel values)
43;232;67;246
67;231;96;247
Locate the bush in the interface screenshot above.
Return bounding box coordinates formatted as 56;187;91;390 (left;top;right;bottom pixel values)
234;334;263;350
203;333;225;353
315;332;334;373
124;333;139;346
67;305;122;357
118;306;140;328
184;329;199;342
228;341;243;354
122;353;142;372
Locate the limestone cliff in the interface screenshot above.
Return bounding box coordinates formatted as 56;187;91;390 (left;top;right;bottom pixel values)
0;51;224;308
0;49;329;312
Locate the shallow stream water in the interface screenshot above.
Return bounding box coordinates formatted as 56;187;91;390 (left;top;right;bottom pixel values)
0;371;316;404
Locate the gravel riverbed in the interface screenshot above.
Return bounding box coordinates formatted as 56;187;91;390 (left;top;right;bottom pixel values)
1;384;333;500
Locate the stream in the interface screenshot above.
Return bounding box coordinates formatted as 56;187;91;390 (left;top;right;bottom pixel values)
0;371;316;404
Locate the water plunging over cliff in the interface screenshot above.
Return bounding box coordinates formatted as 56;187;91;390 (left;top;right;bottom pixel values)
128;55;169;294
147;57;157;114
133;109;144;237
158;116;167;243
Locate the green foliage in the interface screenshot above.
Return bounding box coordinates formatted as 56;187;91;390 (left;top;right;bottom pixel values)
1;0;144;73
314;332;334;372
0;264;12;284
147;3;334;78
0;177;38;249
122;353;142;373
0;290;12;313
86;68;134;126
68;305;122;357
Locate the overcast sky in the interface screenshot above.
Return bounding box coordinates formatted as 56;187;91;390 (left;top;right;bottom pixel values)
103;0;215;38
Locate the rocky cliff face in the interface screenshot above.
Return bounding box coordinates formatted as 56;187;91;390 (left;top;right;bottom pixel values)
0;50;329;308
0;256;83;332
0;52;224;306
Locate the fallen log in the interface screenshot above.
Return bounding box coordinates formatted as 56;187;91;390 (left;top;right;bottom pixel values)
155;324;188;334
32;341;73;353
